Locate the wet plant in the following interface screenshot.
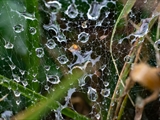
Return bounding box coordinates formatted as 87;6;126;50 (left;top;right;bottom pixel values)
0;0;160;120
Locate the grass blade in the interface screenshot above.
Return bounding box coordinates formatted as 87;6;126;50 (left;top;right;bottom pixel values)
12;68;89;120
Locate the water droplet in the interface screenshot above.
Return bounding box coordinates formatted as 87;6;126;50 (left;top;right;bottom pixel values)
43;24;59;35
134;19;150;37
46;1;62;14
19;69;25;75
78;75;87;87
19;12;36;20
95;113;101;120
57;33;67;42
32;78;38;82
13;24;24;33
35;48;44;58
29;27;36;35
78;32;89;43
155;39;160;50
46;75;60;84
100;88;110;97
9;64;16;70
44;65;51;71
111;102;115;107
57;55;69;64
87;1;102;20
4;41;14;49
21;80;28;87
144;0;147;3
44;84;49;91
103;81;109;87
13;90;21;97
45;38;56;49
81;20;88;28
13;74;20;82
124;55;132;63
16;100;21;105
87;87;98;102
65;4;78;18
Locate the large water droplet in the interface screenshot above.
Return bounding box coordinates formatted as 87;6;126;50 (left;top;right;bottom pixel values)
65;4;78;18
87;1;102;20
100;88;110;97
4;41;14;49
87;87;98;102
46;75;60;84
46;1;62;14
35;48;44;58
13;24;24;33
45;38;56;49
57;55;69;64
13;90;21;97
78;32;89;43
29;27;36;35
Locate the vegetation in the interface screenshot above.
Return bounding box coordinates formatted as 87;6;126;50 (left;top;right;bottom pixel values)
0;0;159;120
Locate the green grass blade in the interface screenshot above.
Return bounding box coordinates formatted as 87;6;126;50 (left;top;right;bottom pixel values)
12;69;89;120
109;0;136;76
108;0;136;119
0;74;46;101
24;0;41;91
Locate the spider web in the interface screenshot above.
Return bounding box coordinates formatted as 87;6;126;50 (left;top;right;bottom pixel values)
0;0;159;119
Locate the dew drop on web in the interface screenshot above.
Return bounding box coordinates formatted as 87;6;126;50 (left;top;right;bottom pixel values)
44;84;50;91
45;38;56;49
87;1;102;20
100;88;110;97
46;1;62;14
9;64;16;70
16;99;21;105
13;24;24;33
154;39;160;50
65;4;78;19
13;74;20;83
21;80;28;87
35;47;44;58
57;55;69;64
44;65;51;71
13;90;21;97
87;87;98;102
29;27;36;35
78;32;90;43
4;41;14;49
46;75;60;84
